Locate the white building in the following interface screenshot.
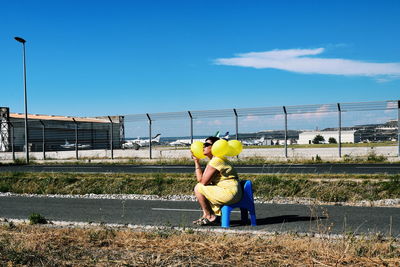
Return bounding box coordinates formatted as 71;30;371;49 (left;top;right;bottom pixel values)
298;130;359;144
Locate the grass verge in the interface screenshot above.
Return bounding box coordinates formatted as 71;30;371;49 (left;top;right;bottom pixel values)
0;224;398;266
0;172;399;203
3;154;400;166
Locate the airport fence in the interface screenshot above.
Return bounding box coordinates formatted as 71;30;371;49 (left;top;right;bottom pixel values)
123;99;400;159
0;100;399;161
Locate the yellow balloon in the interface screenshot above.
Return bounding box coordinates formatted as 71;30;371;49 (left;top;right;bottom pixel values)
190;141;206;159
225;140;243;157
211;139;229;157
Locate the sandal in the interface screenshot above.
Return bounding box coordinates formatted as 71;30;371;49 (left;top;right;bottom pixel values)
194;217;219;226
192;217;205;224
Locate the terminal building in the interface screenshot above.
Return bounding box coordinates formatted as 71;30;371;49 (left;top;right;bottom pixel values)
298;120;398;145
298;130;360;144
324;121;398;143
0;107;123;152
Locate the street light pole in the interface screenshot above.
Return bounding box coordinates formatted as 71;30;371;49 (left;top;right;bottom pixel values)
14;37;29;164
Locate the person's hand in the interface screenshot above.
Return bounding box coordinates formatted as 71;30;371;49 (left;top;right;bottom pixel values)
191;152;200;162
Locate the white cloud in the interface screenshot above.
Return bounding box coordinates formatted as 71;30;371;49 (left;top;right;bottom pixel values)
214;48;400;79
208;119;223;126
243;115;259;122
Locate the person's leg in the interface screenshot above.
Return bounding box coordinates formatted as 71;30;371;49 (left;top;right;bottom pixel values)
194;184;216;222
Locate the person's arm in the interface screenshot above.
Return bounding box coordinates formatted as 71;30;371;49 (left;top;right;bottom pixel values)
193;157;218;185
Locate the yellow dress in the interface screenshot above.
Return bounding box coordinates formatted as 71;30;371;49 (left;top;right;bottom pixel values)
196;157;242;216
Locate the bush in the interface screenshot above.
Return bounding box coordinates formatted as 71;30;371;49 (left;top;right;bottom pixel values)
367;151;387;162
13;158;27;165
328;137;337;144
312;135;325;144
28;213;47;224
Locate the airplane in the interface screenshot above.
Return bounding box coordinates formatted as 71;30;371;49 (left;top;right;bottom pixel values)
60;140;91;149
169;131;230;146
242;136;265;146
220;131;230;140
122;134;161;150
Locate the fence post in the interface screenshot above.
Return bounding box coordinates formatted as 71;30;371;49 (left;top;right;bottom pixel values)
188;111;193;144
72;118;78;160
146;113;152;159
233;109;238;140
283;106;288;158
39;120;46;160
9;122;15;161
108;116;114;159
398;100;400;157
337;103;342;158
90;122;94;149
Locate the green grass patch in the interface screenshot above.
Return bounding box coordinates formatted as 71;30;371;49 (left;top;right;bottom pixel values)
252;175;400;202
28;213;48;225
0;172;399;203
0;172;194;196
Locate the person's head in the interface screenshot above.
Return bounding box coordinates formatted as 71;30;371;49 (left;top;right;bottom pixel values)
203;136;219;158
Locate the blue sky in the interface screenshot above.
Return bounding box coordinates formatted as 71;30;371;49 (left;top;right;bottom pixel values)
2;0;400;119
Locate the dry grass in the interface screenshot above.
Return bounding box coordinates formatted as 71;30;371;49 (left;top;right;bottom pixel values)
1;224;399;266
1;172;399;203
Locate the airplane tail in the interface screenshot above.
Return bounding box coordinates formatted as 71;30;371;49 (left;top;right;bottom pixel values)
152;134;161;143
258;136;265;144
214;131;220;137
222;131;229;140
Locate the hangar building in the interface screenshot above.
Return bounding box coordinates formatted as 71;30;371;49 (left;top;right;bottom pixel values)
0;107;123;152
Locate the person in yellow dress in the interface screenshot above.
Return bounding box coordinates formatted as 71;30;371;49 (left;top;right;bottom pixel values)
192;136;242;226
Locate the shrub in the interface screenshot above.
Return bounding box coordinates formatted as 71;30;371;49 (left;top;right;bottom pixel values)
28;213;47;224
312;135;325;144
367;151;387;162
13;158;27;165
328;137;337;144
0;183;10;192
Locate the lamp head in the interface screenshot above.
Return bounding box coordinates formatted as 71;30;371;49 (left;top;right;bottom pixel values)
14;37;26;44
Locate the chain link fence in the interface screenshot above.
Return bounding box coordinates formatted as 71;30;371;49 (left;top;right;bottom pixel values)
1;100;399;161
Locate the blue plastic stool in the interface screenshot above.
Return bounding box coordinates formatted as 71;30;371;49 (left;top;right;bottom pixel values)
221;180;257;228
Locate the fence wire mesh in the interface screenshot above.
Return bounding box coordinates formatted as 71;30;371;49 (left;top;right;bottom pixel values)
1;100;399;160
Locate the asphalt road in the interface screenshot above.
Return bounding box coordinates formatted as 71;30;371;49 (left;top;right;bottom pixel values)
1;163;400;174
0;195;398;236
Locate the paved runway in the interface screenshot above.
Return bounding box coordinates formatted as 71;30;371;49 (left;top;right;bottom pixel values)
0;195;398;236
1;163;400;174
